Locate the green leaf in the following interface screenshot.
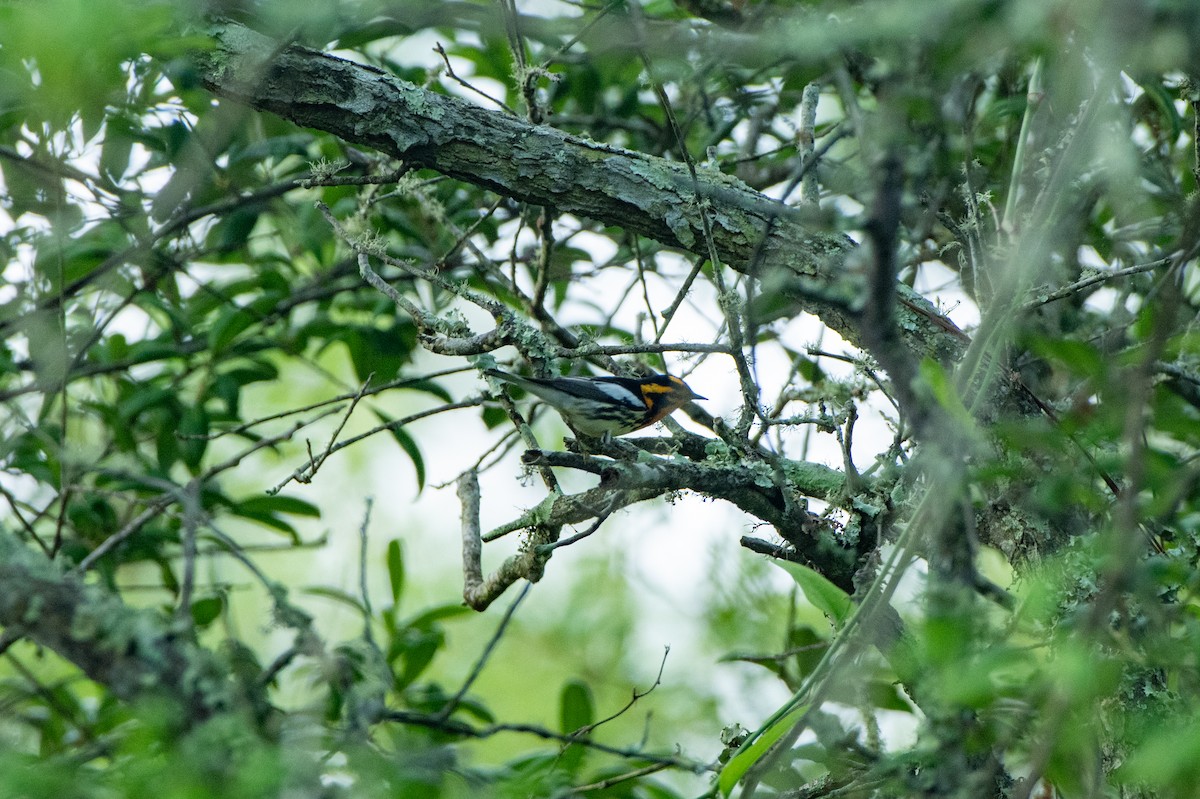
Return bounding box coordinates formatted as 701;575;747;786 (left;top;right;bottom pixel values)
401;604;473;630
304;586;366;614
208;306;257;353
387;539;405;604
918;358;974;426
178;403;209;472
206;207;261;253
717;703;809;797
559;679;594;734
481;405;508;429
397;377;454;404
343;324;416;384
558;679;594;776
99;113;136;184
227;495;320;540
191;595;224;627
1028;336;1106;379
373;410;426;493
236;495;321;518
770;560;853;627
66;495;119;543
117;384;175;425
125;339;188;366
392;627;444;689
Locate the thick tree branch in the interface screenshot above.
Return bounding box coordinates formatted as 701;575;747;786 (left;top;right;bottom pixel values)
519;449;862;590
196;23;965;366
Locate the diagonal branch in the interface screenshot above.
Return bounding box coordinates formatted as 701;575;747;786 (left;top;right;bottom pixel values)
196;23;966;368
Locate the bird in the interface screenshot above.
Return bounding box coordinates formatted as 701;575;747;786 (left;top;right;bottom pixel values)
484;367;705;438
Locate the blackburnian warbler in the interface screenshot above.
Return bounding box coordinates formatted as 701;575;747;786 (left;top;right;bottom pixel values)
484;368;705;438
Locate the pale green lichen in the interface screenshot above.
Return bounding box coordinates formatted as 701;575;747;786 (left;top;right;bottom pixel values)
781;459;846;501
506;317;558;364
662;207;696;247
528;494;558;526
745;460;777;489
435;307;474;338
850;495;883;517
703;438;735;463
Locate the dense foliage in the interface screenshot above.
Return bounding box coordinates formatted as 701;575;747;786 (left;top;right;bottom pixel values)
2;0;1200;797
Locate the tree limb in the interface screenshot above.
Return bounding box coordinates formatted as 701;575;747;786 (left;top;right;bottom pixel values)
196;23;965;367
519;449;863;590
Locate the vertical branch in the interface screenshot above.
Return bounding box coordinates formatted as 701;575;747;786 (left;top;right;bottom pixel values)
498;0;542;123
531;206;556;320
797;82;822;208
459;469;484;595
176;481;202;624
859;153;922;429
458;467;559;611
1192;95;1200;189
436;581;531;722
485;384;561;495
358;498;376;648
628;2;759;442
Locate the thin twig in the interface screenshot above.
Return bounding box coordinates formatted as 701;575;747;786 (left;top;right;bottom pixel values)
796;81;822;207
536;513;610;554
198;367;471;439
565;762;672;794
459;469;556;611
74;495;176;574
270;398;482;494
436;580;531;721
176;481;202;624
572;646;671;738
358;498;376;647
385;709;711;773
1023;258;1169;308
459;470;483;597
434;43;516;115
295;376;373;484
0;482;48;555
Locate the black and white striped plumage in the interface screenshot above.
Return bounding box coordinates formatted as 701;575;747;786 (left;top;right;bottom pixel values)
485;368;704;438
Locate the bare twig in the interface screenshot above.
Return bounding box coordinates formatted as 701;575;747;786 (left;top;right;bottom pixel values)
75;495;177;575
434;43;516;115
384;709;711;773
572;646;671;738
536;513;610;554
358;498;376;647
437;580;531;720
796;81;822;207
270;399;481;494
459;470;484;595
460;467;556;611
199;367;471;439
1023;258;1169;308
858;153;921;426
566;762;672;794
176;481;202;624
296;377;373;485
